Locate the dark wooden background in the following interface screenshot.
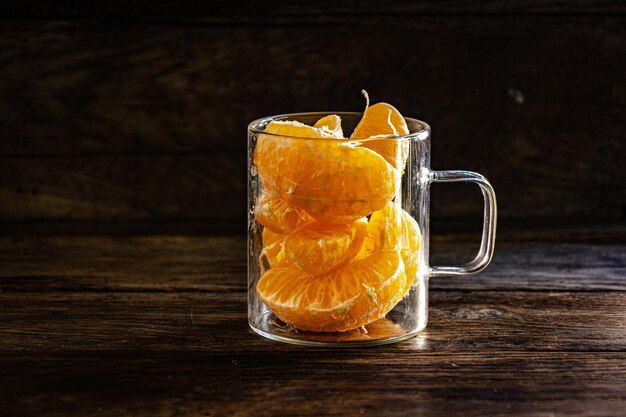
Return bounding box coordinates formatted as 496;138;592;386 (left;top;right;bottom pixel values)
1;1;624;234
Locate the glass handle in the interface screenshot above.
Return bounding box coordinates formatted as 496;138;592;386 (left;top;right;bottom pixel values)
429;170;497;277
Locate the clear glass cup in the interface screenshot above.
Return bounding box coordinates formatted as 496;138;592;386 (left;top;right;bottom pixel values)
247;112;496;346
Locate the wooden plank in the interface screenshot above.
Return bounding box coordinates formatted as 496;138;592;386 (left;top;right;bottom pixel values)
0;18;624;221
0;351;624;417
0;154;246;221
1;17;624;154
0;236;246;292
0;291;624;352
1;0;625;18
0;236;623;292
2;18;624;154
429;241;626;291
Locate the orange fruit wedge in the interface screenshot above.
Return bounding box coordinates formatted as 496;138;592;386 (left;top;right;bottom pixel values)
254;120;398;222
358;202;422;293
257;250;407;332
398;212;422;292
284;218;367;275
261;228;290;269
350;102;410;168
306;317;405;342
352;102;409;138
358;202;402;256
255;192;313;234
313;114;344;137
261;218;368;275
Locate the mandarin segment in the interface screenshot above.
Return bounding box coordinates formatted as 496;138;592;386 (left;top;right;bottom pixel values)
261;228;290;269
257;251;407;332
351;102;409;138
255;192;313;234
291;317;405;342
358;201;403;257
265;119;343;139
399;209;422;292
261;218;368;275
284;218;367;275
363;136;410;171
313;114;344;137
350;102;410;168
359;202;422;293
254;120;399;222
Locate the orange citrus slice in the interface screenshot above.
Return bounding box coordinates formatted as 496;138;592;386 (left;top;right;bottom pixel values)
352;102;409;138
284;218;367;275
254;120;398;222
313;114;344;137
358;202;422;293
261;228;290;269
255;192;313;234
398;212;422;292
350;101;410;168
257;250;407;332
305;317;405;342
261;218;368;275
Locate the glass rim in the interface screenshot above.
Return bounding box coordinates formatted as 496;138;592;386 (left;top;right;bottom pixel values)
248;111;431;141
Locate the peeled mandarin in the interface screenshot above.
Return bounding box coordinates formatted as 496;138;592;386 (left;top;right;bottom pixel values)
398;211;422;293
350;102;410;169
257;250;407;332
261;228;290;269
284;218;367;275
299;318;405;342
358;202;403;256
255;192;313;234
313;114;344;137
358;202;422;293
254;120;399;222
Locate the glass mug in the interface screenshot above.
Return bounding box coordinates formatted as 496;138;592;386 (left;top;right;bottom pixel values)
247;112;496;346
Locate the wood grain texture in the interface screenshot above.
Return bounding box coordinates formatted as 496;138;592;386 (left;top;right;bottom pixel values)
430;241;626;291
2;0;626;18
0;236;246;292
1;17;624;222
0;236;623;292
0;233;624;416
1;351;625;417
0;290;624;353
0;154;246;220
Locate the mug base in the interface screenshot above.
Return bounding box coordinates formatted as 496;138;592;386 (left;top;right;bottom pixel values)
249;310;427;347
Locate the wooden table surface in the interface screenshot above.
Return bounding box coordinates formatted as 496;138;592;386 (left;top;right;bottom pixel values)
1;227;624;416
